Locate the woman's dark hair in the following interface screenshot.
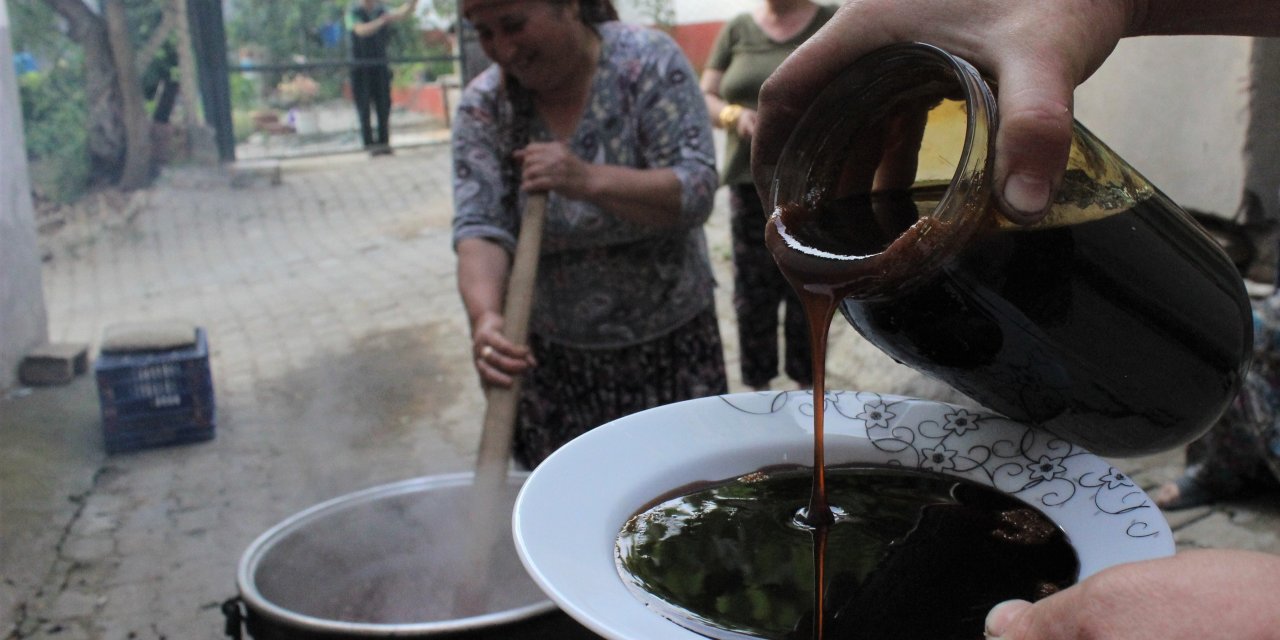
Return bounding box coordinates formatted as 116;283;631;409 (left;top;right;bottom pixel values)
466;0;617;24
547;0;617;24
576;0;618;23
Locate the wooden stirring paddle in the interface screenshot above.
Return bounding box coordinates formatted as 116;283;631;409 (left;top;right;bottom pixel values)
454;191;547;617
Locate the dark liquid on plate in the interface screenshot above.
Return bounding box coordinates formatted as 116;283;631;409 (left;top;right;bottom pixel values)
615;465;1078;640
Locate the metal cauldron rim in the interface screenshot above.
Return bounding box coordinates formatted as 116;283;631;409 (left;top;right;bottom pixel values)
236;471;556;636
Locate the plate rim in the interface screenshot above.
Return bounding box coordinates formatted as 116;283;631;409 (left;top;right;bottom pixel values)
513;390;1175;640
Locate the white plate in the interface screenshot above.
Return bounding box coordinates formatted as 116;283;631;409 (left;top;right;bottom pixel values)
513;390;1175;640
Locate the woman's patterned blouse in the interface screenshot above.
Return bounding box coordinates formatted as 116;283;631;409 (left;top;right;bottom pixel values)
451;21;719;348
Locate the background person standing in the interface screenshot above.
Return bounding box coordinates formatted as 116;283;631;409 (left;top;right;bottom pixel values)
347;0;417;155
700;0;836;391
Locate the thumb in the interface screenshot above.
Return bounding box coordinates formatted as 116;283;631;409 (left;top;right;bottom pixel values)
984;599;1034;639
983;590;1092;640
990;61;1077;225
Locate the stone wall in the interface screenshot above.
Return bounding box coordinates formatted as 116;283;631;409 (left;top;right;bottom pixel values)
0;3;50;390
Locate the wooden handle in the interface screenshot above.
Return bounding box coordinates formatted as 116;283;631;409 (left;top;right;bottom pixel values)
473;192;547;482
454;192;547;617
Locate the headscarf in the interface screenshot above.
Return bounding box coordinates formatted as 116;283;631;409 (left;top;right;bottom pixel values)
461;0;618;24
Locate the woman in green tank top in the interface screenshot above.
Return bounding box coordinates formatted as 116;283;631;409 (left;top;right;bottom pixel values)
700;1;836;391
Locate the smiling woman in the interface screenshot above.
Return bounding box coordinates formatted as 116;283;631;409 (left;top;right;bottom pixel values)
451;0;726;469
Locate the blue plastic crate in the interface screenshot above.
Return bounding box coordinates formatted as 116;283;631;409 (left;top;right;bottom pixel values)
95;328;216;453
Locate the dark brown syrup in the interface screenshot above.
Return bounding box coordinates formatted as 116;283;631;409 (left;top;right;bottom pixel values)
615;465;1078;639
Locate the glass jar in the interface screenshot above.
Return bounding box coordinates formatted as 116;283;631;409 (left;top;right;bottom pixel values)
766;42;1253;456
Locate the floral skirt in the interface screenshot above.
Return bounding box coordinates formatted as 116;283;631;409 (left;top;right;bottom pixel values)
728;183;812;388
514;307;728;469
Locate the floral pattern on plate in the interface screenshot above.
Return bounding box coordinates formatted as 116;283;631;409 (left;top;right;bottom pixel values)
720;390;1167;541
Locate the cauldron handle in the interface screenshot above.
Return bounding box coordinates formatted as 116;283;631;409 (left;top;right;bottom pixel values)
221;597;246;640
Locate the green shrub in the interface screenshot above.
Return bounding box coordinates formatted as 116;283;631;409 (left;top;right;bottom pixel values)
18;64;90;203
229;71;261;111
231;109;256;143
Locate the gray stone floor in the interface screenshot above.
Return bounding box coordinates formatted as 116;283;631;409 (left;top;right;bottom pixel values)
2;142;1277;639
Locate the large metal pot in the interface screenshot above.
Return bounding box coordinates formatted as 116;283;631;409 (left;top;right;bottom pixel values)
225;472;599;639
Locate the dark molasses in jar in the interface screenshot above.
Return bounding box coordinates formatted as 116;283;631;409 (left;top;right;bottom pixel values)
766;43;1253;456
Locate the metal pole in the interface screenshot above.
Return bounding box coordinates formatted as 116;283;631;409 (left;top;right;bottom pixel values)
188;0;235;162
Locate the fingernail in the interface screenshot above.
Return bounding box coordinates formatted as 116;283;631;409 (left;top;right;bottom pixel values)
984;599;1030;638
1002;173;1052;220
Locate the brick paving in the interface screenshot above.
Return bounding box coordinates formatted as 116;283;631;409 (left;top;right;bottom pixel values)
1;141;1276;639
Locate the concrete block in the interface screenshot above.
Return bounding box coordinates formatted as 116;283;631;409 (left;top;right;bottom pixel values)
229;159;282;188
19;342;89;386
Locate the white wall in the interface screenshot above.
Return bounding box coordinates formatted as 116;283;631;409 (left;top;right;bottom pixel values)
615;0;760;25
1;1;50;389
1075;36;1256;218
671;0;759;23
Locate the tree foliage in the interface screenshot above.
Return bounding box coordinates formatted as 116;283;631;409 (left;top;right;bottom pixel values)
225;0;447;115
227;0;346;67
14;37;90;202
227;0;433;66
11;0;170;194
13;0;467;199
628;0;675;29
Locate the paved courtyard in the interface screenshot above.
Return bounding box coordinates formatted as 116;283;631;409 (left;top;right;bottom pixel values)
2;141;1277;639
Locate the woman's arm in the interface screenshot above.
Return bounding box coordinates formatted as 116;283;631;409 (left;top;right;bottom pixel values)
514;30;718;229
630;30;719;227
700;69;728;124
514;142;686;227
451;84;532;388
456;237;531;388
702;68;758;141
700;18;753;137
350;0;417;38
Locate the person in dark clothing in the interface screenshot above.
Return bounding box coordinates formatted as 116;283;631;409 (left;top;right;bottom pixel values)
347;0;417;155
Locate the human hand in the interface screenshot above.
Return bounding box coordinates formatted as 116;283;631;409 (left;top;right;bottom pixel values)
983;549;1280;639
514;141;592;200
735;108;758;142
470;310;534;388
752;0;1134;224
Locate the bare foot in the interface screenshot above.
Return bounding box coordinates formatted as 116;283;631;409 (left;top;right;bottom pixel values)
1153;481;1182;509
1153;474;1218;510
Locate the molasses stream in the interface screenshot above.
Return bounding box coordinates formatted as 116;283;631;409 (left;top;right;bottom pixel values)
615;43;1251;640
766;42;1251;638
